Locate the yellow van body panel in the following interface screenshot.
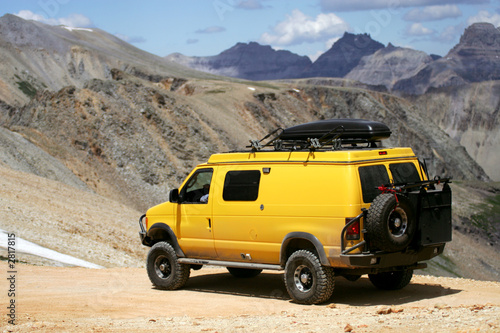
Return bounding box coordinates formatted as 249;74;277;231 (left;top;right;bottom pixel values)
146;148;424;267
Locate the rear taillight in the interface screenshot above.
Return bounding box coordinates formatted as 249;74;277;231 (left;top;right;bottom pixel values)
345;218;360;240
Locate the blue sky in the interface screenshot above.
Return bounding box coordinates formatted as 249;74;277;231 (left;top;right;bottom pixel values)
1;0;499;60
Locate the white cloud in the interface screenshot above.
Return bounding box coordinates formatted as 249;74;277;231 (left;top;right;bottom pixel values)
15;10;47;22
320;0;488;12
308;50;325;62
436;24;464;43
325;36;341;49
259;9;349;46
467;10;500;27
196;26;226;34
236;0;265;10
15;10;93;28
404;5;462;22
406;23;435;36
58;14;92;28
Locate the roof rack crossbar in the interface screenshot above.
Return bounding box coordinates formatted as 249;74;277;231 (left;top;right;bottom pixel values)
248;128;284;151
308;125;344;151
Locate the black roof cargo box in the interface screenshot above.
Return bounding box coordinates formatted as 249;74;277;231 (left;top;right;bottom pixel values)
280;119;391;142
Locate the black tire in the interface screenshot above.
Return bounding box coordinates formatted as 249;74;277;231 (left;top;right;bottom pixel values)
146;242;190;290
369;270;413;290
284;250;335;305
366;193;416;252
227;267;262;278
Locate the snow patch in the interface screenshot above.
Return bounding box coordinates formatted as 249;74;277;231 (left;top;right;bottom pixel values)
63;26;93;32
0;229;103;269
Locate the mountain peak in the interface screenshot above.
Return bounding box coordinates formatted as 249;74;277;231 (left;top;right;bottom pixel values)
303;32;384;78
457;22;500;49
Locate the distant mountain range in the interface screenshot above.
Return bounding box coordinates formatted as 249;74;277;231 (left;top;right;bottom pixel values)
166;23;500;95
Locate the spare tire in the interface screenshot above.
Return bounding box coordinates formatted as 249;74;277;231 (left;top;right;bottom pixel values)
365;193;416;252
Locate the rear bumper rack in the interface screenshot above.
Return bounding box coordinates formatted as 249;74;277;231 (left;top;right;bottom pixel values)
341;209;368;255
340;243;445;268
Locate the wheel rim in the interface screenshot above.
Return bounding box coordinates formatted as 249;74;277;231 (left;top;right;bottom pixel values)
154;255;172;279
388;206;408;237
293;265;313;292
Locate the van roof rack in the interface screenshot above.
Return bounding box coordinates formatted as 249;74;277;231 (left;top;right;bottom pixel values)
247;119;391;152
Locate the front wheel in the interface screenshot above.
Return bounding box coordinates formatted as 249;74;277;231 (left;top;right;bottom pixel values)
368;270;413;290
146;242;190;290
284;250;335;304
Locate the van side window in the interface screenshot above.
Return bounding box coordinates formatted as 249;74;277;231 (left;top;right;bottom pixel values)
223;170;261;201
180;169;213;203
359;165;390;203
389;163;421;184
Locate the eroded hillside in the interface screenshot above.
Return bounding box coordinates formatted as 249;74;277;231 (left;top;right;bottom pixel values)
1;71;488;212
410;81;500;181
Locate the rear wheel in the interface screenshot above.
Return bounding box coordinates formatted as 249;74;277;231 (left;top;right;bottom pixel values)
227;267;262;278
284;250;334;304
368;270;413;290
146;242;190;290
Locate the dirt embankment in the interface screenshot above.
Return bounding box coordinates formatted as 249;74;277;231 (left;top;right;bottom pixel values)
1;263;499;332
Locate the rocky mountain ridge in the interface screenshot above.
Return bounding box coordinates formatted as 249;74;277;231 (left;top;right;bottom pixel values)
393;23;500;94
345;43;434;90
168;23;500;96
167;42;312;81
302;32;384;78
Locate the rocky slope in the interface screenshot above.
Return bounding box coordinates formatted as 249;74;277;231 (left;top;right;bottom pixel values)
409;81;500;181
345;43;434;90
0;13;216;108
3;72;489;213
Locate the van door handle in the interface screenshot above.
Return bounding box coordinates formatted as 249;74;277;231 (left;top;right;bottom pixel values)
207;218;212;231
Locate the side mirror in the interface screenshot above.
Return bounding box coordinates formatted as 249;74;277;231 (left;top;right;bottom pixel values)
169;189;179;203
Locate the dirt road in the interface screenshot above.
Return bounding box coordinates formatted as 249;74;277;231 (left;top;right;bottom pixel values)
1;263;499;332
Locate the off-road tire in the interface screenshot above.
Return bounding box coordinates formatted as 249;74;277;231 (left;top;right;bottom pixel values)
147;242;190;290
227;267;262;278
366;193;416;252
284;250;335;304
369;270;413;290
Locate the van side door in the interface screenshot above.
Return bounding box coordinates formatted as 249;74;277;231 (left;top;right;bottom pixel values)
176;168;218;259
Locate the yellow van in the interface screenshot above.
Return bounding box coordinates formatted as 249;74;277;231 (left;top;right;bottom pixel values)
139;119;452;304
